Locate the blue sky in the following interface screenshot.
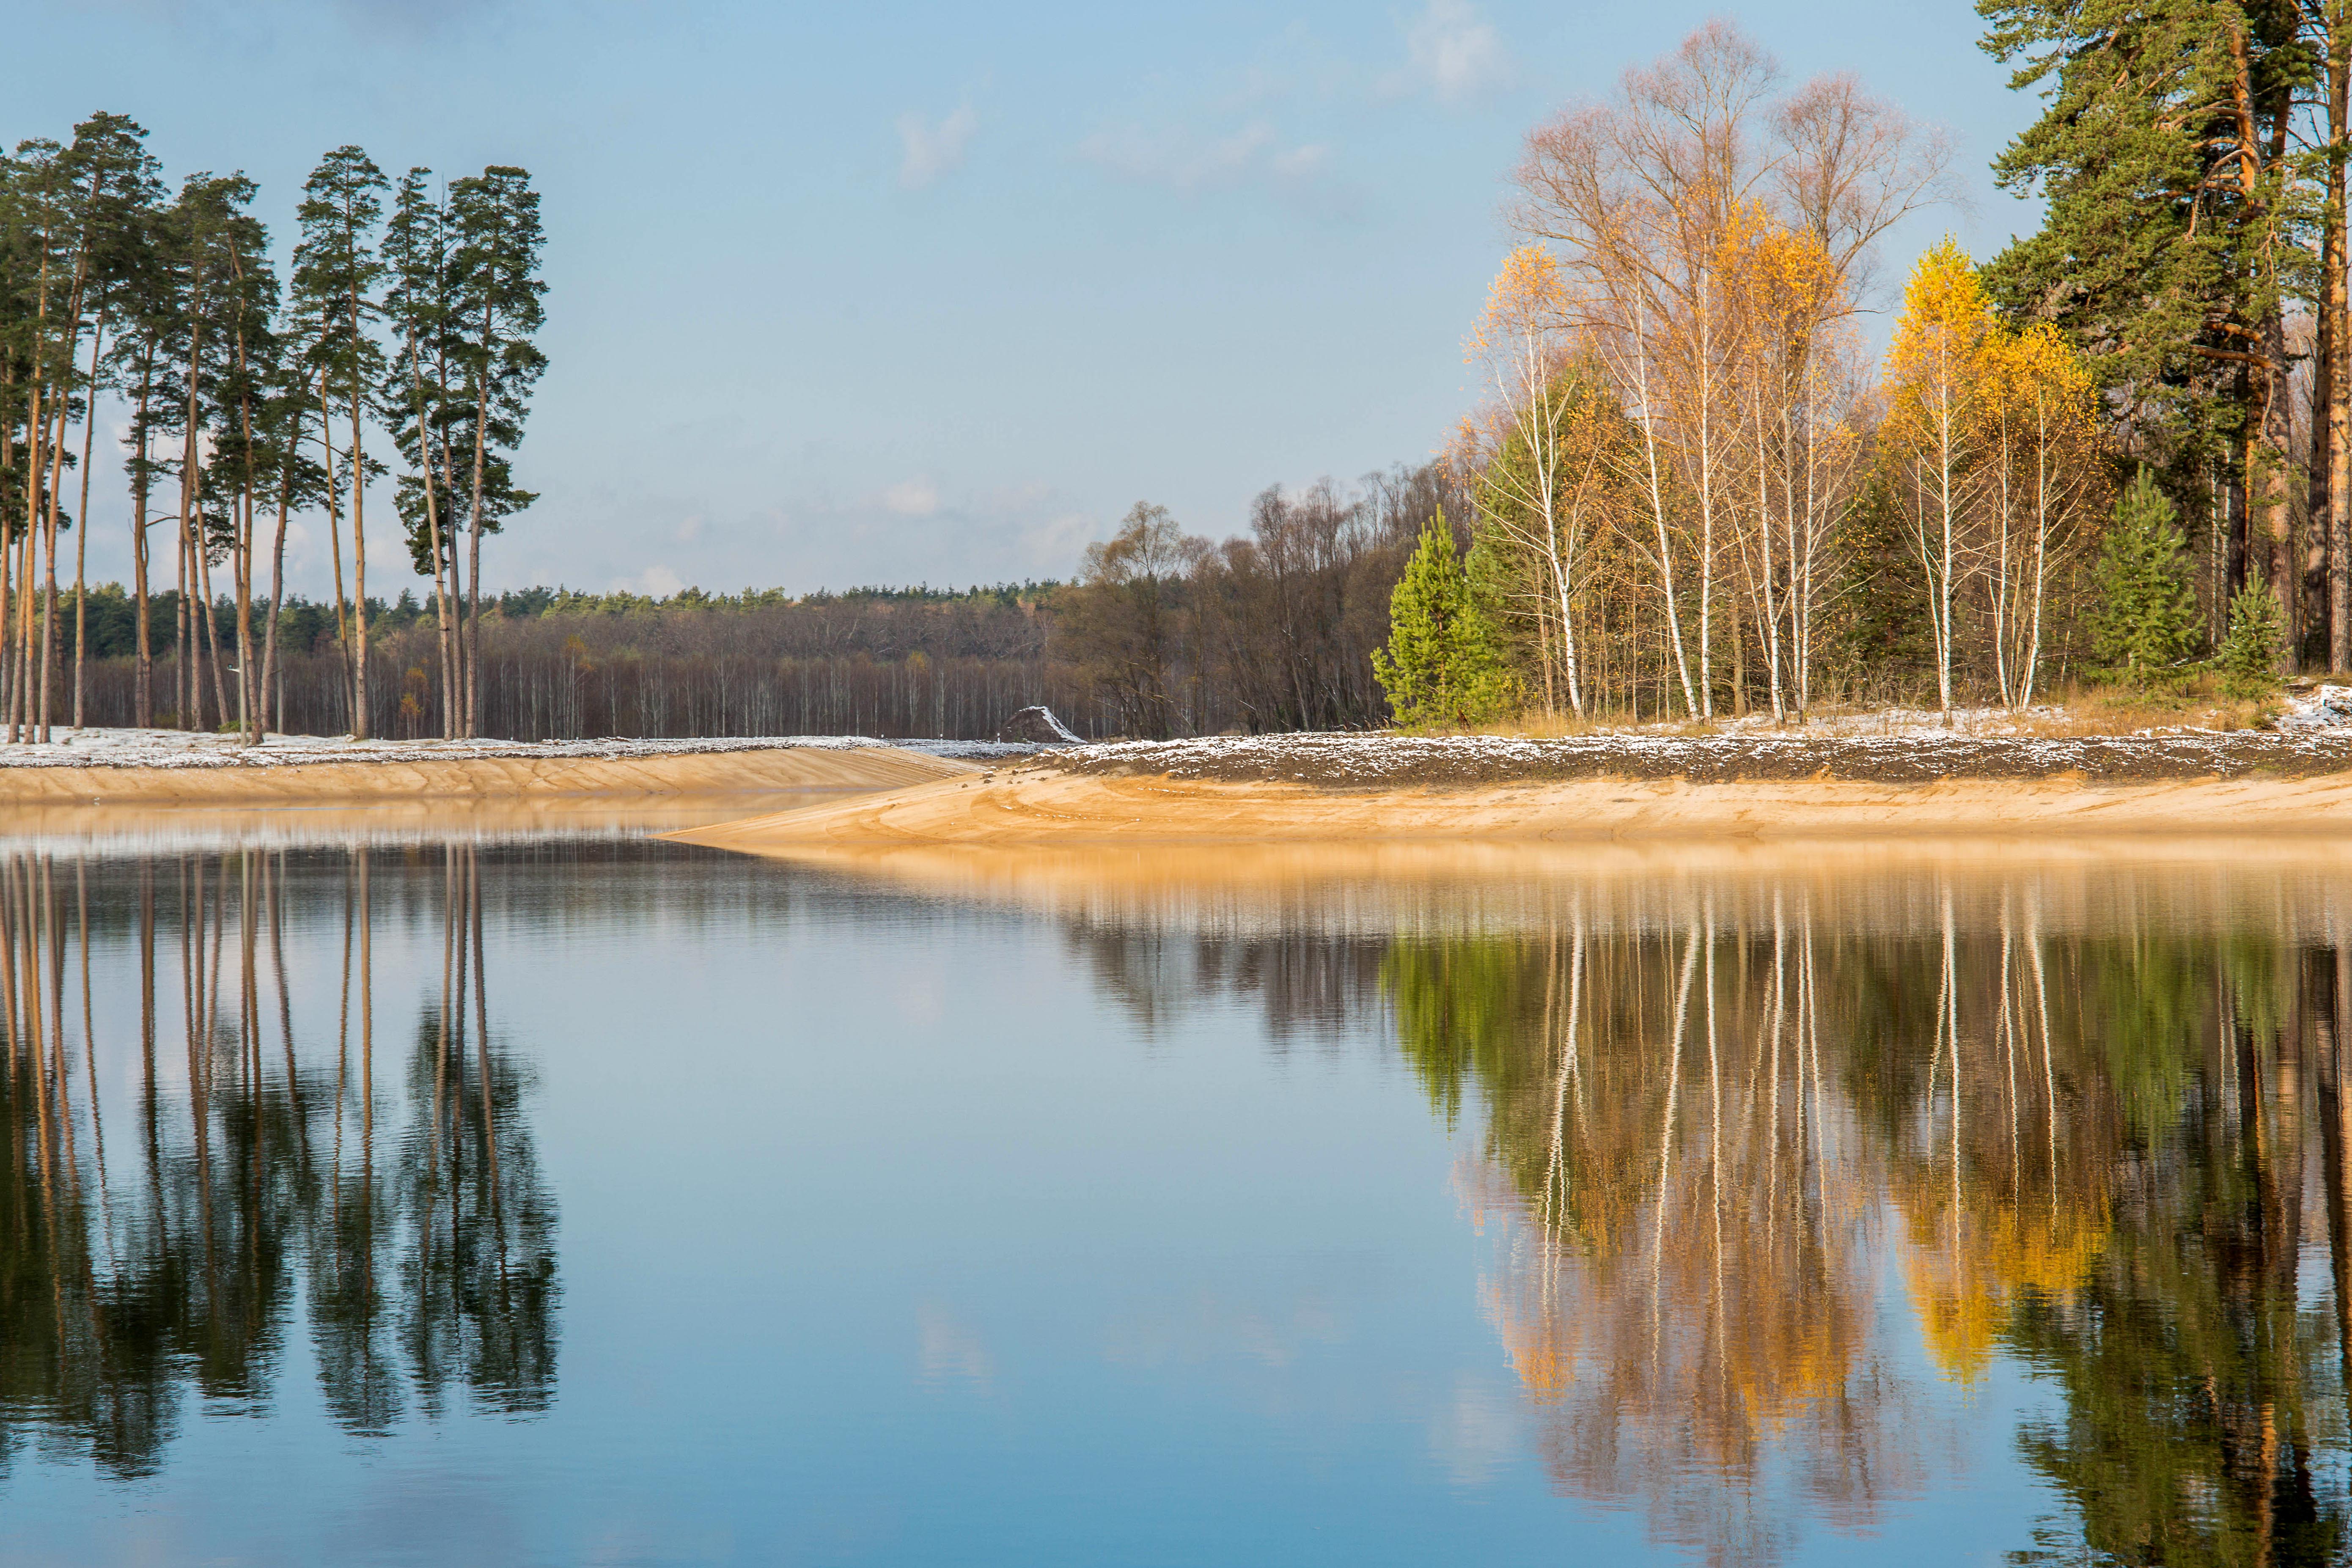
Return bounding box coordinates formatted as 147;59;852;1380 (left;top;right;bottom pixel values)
19;0;2030;599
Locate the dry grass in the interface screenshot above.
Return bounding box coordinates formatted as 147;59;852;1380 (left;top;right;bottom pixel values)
1997;681;2280;737
1456;678;2291;741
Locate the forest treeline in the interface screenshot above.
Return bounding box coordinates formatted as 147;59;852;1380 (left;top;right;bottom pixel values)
0;117;544;744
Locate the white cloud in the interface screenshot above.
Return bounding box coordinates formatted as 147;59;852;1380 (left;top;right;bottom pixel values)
618;563;684;598
882;477;940;516
1268;143;1332;180
1078;120;1334;194
1396;0;1509;104
897;103;978;190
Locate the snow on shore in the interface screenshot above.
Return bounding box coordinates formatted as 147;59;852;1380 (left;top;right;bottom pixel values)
0;728;1037;770
17;687;2352;782
1051;717;2352;786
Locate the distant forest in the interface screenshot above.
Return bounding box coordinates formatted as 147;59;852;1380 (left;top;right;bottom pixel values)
64;458;1465;740
77;577;1062;740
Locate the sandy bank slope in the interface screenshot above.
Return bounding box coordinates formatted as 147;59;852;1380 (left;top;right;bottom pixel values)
0;744;972;805
665;765;2352;851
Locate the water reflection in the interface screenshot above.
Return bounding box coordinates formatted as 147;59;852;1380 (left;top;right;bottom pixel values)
18;824;2352;1565
0;845;555;1478
964;852;2352;1567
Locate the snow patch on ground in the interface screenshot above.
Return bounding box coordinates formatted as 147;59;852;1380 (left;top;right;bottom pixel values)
2277;686;2352;732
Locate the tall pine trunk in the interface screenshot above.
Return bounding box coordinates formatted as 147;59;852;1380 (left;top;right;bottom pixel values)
2333;13;2352;673
40;389;64;741
16;239;50;744
2264;314;2297;667
258;458;292;737
467;358;489;739
319;377;350;733
438;336;467;727
408;340;459;739
71;315;103;731
177;310;204;731
348;338;372;741
130;361;155;730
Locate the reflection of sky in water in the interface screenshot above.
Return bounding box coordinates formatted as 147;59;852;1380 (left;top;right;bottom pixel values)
0;829;2345;1564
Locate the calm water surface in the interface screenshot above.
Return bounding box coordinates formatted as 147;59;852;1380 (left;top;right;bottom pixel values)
3;821;2352;1566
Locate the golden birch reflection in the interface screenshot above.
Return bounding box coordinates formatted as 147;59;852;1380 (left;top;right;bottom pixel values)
1374;891;2352;1568
0;845;555;1479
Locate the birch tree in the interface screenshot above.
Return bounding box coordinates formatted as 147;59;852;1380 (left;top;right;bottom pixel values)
1465;247;1621;716
1981;323;2099;710
1513;22;1948;723
1882;239;1997;723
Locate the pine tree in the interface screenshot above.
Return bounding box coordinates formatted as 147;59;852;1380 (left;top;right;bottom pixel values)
382;168;461;737
1373;515;1512;728
107;188;177;728
1978;0;2307;629
162;172;264;735
253;353;324;735
291;146;387;738
446;165;546;737
2085;470;2203;683
60;114;163;731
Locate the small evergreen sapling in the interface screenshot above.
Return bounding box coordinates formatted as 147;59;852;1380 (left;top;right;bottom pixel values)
2084;470;2201;686
1372;515;1512;728
2220;583;2286;698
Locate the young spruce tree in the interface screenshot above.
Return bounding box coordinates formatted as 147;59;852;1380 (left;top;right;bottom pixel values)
1373;514;1511;728
2221;582;2287;697
2085;470;2201;685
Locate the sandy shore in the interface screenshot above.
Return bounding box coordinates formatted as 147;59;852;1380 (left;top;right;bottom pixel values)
665;763;2352;853
0;744;973;806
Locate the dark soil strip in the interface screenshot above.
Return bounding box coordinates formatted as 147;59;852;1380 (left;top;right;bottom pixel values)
1036;733;2352;788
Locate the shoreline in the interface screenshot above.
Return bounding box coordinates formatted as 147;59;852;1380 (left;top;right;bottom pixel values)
664;762;2352;851
8;726;2352;838
0;743;973;805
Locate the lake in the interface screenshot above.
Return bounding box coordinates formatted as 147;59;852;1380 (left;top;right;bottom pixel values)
3;818;2351;1566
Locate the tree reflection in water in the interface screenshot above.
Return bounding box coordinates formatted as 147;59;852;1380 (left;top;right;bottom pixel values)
0;845;555;1478
1372;881;2352;1568
1031;864;2352;1566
